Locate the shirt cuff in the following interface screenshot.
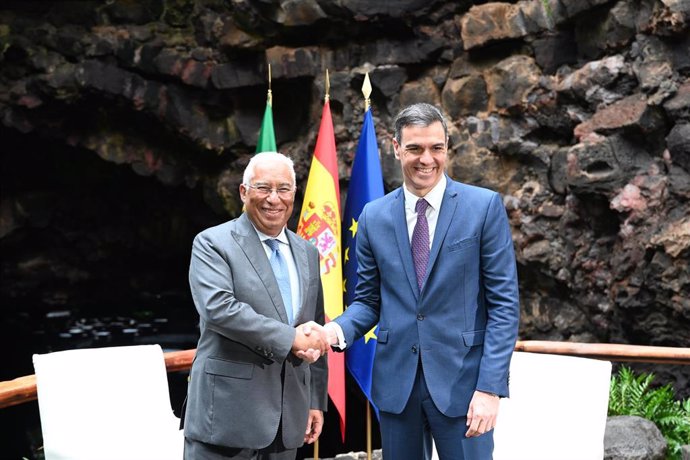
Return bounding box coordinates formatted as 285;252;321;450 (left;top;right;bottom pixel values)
326;322;347;350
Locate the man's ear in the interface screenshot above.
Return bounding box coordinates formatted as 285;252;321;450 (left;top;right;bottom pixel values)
239;184;247;203
393;139;401;160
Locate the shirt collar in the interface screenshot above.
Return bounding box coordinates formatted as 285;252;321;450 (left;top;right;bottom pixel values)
251;224;290;246
403;174;447;212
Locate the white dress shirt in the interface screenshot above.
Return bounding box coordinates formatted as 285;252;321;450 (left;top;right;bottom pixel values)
253;226;301;322
402;174;446;247
328;176;447;348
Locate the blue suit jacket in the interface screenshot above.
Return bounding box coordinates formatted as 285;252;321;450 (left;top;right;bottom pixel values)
334;177;519;416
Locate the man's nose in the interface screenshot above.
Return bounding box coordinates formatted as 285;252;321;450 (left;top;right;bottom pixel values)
419;148;434;163
266;189;281;201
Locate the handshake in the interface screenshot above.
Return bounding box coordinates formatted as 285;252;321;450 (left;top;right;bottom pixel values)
291;321;339;363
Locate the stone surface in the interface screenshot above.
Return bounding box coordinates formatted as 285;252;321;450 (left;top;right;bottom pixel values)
531;30;578;74
664;78;690;121
484;55;541;113
666;122;690;171
1;8;690;458
460;3;528;50
565;134;648;193
369;65;407;98
574;94;665;141
604;416;667;460
556;54;634;107
398;77;441;108
441;75;488;118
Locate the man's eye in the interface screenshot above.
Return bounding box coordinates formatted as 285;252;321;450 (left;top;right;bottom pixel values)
406;147;421;154
277;188;293;194
257;186;272;193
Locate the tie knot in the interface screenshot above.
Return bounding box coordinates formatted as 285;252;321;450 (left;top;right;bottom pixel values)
415;198;429;215
265;238;281;252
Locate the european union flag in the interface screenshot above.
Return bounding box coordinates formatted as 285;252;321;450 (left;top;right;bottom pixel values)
343;108;384;415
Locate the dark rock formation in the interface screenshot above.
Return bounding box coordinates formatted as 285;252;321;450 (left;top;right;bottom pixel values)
604;415;667;460
1;1;689;455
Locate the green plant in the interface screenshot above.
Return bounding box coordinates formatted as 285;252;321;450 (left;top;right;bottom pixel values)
609;366;690;460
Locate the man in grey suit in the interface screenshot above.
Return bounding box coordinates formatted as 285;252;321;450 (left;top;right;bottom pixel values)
183;152;330;460
324;103;520;459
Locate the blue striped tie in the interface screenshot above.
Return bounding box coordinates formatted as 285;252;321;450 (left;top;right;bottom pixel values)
265;239;294;324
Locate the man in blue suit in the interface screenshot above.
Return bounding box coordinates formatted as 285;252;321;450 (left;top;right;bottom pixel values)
324;103;520;459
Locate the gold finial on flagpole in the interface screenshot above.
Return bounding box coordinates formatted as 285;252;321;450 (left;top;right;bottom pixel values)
362;72;372;112
267;63;272;107
325;68;330;103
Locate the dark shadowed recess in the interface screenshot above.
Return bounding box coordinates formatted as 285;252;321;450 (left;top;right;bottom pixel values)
1;124;214;458
0;124;381;459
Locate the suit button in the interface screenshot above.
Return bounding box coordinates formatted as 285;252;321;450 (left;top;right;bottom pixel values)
411;345;418;353
417;314;424;321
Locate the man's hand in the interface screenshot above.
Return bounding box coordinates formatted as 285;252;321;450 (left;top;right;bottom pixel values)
304;409;323;444
292;322;329;363
322;322;341;346
465;390;499;437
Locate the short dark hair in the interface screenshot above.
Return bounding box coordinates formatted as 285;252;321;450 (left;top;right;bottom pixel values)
393;103;448;144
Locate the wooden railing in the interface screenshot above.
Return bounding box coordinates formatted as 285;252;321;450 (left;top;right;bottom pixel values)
1;342;688;410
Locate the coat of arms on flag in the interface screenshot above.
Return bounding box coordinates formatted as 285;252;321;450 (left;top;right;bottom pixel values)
299;201;340;275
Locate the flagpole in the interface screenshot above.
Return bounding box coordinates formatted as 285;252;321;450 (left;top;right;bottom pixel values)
366;402;372;460
311;68;331;460
362;72;373;460
267;63;272;107
255;63;276;153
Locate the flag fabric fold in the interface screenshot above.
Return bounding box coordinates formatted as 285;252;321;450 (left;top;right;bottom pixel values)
256;100;277;153
297;100;346;440
343;108;384;416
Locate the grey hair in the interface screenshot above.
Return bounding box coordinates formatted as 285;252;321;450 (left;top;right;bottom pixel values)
243;152;296;186
393;103;448;144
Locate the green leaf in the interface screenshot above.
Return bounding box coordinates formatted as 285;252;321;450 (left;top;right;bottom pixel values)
608;366;690;460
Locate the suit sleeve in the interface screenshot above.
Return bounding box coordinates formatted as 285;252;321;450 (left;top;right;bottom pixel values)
476;192;520;397
334;203;382;347
189;231;296;363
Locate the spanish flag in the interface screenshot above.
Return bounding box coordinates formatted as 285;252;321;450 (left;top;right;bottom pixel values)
297;99;346;440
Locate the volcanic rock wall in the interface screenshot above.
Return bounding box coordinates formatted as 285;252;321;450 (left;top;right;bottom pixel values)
1;1;688;386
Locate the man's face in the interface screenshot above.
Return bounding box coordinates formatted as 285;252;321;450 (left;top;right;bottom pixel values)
393;121;448;197
240;160;295;237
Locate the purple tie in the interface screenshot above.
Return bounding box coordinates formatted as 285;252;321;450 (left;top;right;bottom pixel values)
411;198;430;290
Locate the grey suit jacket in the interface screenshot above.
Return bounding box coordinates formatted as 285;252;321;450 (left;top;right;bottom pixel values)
183;213;328;450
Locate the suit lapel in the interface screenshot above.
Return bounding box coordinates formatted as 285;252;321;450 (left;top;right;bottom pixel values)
392;188;420;299
231;213;289;323
423;180;459;293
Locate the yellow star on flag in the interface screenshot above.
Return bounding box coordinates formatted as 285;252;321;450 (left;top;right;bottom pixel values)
349;218;358;238
344;247;350;262
364;327;377;344
343;279;347;293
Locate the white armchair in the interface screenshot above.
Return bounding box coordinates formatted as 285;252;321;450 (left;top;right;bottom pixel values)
33;344;184;460
493;351;612;460
430;351;612;460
